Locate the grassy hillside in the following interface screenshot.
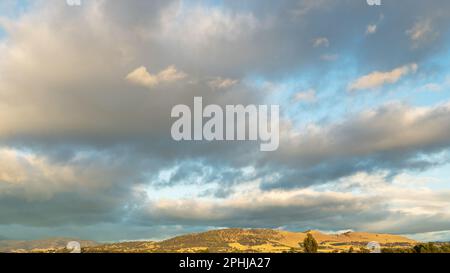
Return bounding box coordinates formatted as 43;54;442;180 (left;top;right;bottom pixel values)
0;238;98;253
83;228;415;253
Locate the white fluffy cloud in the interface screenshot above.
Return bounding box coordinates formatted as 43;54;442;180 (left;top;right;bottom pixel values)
126;65;187;88
348;63;418;91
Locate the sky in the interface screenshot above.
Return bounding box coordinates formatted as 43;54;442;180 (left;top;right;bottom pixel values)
1;0;450;242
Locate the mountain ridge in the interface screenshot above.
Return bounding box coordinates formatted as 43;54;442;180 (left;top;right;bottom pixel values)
0;228;417;253
84;228;416;253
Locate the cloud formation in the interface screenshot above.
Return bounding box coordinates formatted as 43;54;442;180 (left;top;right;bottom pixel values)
126;66;187;88
366;24;377;35
348;64;418;91
406;19;439;48
264;102;450;189
313;37;329;48
208;77;239;90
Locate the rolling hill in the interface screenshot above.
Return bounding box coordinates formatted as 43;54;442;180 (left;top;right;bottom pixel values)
0;238;98;253
84;228;416;253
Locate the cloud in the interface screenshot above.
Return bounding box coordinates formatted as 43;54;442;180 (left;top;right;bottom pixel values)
126;65;186;88
264;102;450;189
208;77;238;90
366;24;377;35
137;181;379;229
313;37;329;48
293;89;317;103
407;230;450;242
418;76;450;92
419;83;443;92
366;13;383;35
133;171;450;234
406;19;439;48
348;63;418;91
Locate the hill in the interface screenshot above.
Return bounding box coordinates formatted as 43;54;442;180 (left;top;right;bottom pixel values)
0;238;98;253
84;228;416;253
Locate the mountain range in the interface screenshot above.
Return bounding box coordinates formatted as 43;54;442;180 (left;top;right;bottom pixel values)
0;228;416;253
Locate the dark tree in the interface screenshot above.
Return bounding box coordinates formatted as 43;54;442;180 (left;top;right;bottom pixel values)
303;233;318;253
